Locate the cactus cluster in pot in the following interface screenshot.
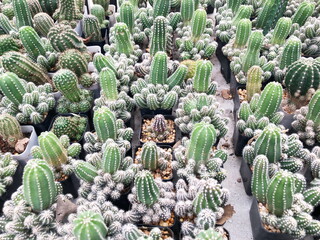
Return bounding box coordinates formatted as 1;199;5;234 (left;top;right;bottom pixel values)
0;72;55;124
0;113;23;150
90;4;109;29
122;223;174;240
52;0;83;27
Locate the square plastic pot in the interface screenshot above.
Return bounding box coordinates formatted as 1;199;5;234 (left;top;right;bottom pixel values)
240;158;252;196
216;38;230;83
233;125;250;157
59;173;80;198
12;126;38;162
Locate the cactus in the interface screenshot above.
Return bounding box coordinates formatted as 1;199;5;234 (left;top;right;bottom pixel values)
0;154;18;196
227;0;244;13
26;0;42;17
114;22;134;57
93;106;117;142
73;211;108;240
51;115;87;141
266;170;294;216
93;0;110;13
292;2;315;26
141;141;159;171
33;12;55;37
0;114;22;147
232;5;253;26
153;0;170;18
279;36;302;70
1;51;50;85
38;0;57;15
120;1;134;33
270;17;292;45
180;0;194;25
12;0;33;28
93;53;117;74
101;142;121;174
73;160;98;183
99;67;118;100
91;4;108;28
242;31;264;73
246;66;262;101
234;19;252;49
193;60;214;93
0;13;17;34
19;26;46;60
191;9;206;42
284;57;320;100
134;170;160;206
150;16;168;56
187;122;217;170
83;15;103;42
0;72;26;106
0;35;21;55
52;0;83;27
251;155;269;204
150;51;168;85
23;159;59;212
151;114;168;139
196;228;224;240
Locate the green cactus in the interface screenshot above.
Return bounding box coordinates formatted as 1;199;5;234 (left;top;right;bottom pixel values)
19;26;46;60
187;122;217;170
0;114;22;147
0;13;17;34
52;0;83;27
153;0;170;18
254;124;282;164
12;0;33;28
303;187;320;207
93;106;117;142
193;182;222;214
292;2;315;26
135;170;160;206
270;17;292;45
246;66;262;102
120;1;134;33
227;0;244;13
284;57;320;99
279;36;302;70
51;115;87;141
99;67;118;101
196;228;224;240
180;0;194;25
251;155;269;204
266;170;294;216
33;12;55;37
141;141;159;171
193;60;213;93
0;35;20;55
93;0;109;13
26;0;43;17
23;159;59;212
93;53;117;74
234;19;252;49
101;141;121;174
73;211;108;240
306;90;320;128
38;131;68;168
73;160;98;183
91;4;108;28
191;9;206;42
1;51;50;85
242;31;264;73
150;51;168;85
167;64;188;89
232;5;253;26
114;22;134;57
0;72;26;106
83;15;102;42
150;16;167;56
53;69;82;102
38;0;58;15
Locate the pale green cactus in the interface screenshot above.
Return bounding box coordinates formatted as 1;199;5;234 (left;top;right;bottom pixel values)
232;5;253;26
91;4;108;28
0;114;22;147
242;31;264;73
279;36;302;70
141;141;159;171
99;67;118;100
292;1;315;26
195;228;224;240
251;155;269;204
193;60;214;93
246;66;262;101
180;0;194;25
93;106;117;142
120;1;134;33
83;15;103;42
153;0;170;18
150;51;168;85
270;17;292;45
114;22;134;57
101;142;121;174
234;19;252;49
191;9;207;42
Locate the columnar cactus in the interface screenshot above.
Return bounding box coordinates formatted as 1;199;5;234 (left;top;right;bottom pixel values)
19;26;46;60
251;155;269;204
101;142;121;174
120;1;134;33
242;31;264;73
114;22;134;57
278;36;302;70
191;9;206;42
73;211;108;240
232;5;253;26
141;141;159;171
73;160;98;183
284;58;320;100
83;15;103;42
266;170;294;216
270;17;292;45
0;13;17;34
23;159;59;212
12;0;33;28
150;51;168;85
0;114;23;147
180;0;194;25
52;0;83;27
150;16;168;56
292;1;315;26
93;106;117;142
1;51;50;85
0;154;18;196
99;67;118;100
193;60;214;93
246;66;262;101
234;19;252;49
91;4;108;28
0;72;26;106
33;12;55;37
93;0;110;13
38;0;58;15
153;0;170;18
187;122;217;170
26;0;42;17
227;0;243;13
134;170;160;206
51;115;87;141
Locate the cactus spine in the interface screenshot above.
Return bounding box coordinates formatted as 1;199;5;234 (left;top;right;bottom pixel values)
93;53;117;74
58;49;88;78
99;68;118;100
0;13;17;34
187;122;217;170
38;0;58;15
180;0;194;25
150;51;168;85
120;1;134;33
114;23;134;57
246;66;262;101
73;211;108;240
38;131;68;168
91;4;108;28
266;170;294;216
23;159;59;212
19;26;46;60
33;13;55;37
242;31;264;73
191;9;206;42
0;72;26;106
251;155;269;204
83;15;102;42
0;114;22;147
193;60;213;93
93;106;117;142
102;142;121;174
150;16;167;56
141;141;159;171
292;2;315;26
153;0;170;17
270;17;292;45
12;0;33;28
234;19;252;49
279;36;302;70
135;170;160;206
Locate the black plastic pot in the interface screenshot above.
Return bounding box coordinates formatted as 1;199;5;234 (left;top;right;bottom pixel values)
138;115;181;147
140;108;173;116
240;158;252;196
216;38;231;83
179;227;231;239
250;198;295;240
59;173;80;198
138;226;175;239
26;109;56;136
0;160;26;214
281;112;294;133
206;4;214;14
111;184;132;211
233;125;250;157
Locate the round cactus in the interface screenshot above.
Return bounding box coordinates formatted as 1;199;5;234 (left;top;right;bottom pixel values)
196;228;224;240
251;155;269;204
0;114;22;147
83;15;102;42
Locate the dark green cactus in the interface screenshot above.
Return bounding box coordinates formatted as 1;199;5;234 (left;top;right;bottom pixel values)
279;36;302;70
153;0;170;18
38;0;58;15
227;0;244;13
93;106;117;142
19;26;46;60
292;2;315;26
180;0;194;25
83;15;102;42
134;170;160;206
270;17;292;45
52;0;83;27
12;0;33;28
0;72;26;106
